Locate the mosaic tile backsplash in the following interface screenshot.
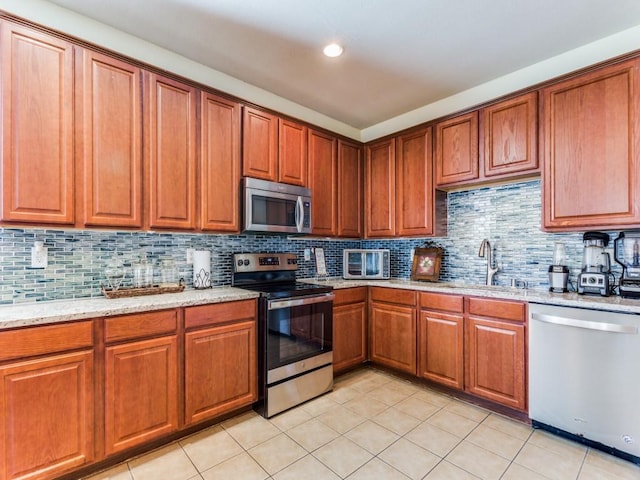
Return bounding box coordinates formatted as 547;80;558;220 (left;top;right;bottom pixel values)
0;179;625;305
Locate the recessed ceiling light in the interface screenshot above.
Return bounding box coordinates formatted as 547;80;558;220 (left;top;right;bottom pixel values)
323;43;343;58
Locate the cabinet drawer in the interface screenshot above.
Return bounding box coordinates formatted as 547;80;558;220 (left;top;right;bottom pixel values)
468;297;525;322
0;321;93;362
105;310;177;343
334;287;367;305
419;292;464;313
369;287;416;306
185;299;256;329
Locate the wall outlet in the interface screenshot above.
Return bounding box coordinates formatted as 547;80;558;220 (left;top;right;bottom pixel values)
304;248;311;261
31;241;48;269
186;248;195;264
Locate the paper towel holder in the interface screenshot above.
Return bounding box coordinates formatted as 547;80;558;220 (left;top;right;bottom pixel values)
193;250;212;289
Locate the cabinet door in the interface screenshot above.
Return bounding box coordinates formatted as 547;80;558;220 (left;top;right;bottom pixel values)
466;316;526;410
333;302;367;373
365;138;396;237
369;301;416;374
184;320;256;425
145;73;197;230
242;106;277;181
337;139;363;238
482;92;538;178
542;58;640;230
396;127;436;236
0;351;93;480
418;310;463;389
78;49;142;227
1;22;74;225
308;129;337;236
278;119;308;186
200;92;241;232
104;336;178;455
435;111;479;186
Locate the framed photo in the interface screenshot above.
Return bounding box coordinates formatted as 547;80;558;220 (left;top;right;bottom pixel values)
314;247;327;276
411;247;443;281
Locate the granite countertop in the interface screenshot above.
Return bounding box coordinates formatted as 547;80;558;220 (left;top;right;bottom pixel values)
0;287;260;330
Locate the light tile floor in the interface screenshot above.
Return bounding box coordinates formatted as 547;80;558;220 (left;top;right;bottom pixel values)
85;368;640;480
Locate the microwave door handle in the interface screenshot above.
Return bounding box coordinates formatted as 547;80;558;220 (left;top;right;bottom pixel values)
295;196;304;232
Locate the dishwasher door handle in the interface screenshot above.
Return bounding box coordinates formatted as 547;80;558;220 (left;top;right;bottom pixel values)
531;313;639;334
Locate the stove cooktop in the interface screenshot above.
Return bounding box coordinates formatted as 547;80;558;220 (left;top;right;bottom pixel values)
236;281;332;299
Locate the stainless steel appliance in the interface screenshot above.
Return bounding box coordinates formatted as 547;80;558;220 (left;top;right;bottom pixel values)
242;178;312;234
615;230;640;298
343;249;390;279
548;241;569;293
232;252;334;418
529;303;640;464
577;231;612;296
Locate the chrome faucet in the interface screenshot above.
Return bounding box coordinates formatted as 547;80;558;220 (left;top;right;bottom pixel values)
479;239;499;285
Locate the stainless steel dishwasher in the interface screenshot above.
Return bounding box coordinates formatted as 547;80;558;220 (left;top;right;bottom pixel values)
529;303;640;464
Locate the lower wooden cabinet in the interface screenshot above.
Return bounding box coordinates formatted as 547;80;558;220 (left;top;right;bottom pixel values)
333;287;367;373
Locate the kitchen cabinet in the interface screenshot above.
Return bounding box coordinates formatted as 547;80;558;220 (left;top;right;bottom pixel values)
144;72;197;230
365;138;396;237
77;48;143;228
333;287;367;373
1;22;75;225
200;92;242;232
418;292;464;390
0;321;94;480
308;129;338;236
466;297;526;411
337;139;364;238
369;287;417;374
184;300;257;425
435;111;479;187
481;92;538;178
278;118;308;186
542;58;640;230
104;310;179;455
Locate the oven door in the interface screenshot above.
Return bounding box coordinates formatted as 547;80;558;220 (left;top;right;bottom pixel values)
266;293;333;383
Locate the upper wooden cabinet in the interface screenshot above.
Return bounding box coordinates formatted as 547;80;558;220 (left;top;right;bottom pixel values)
279;119;308;186
435;111;479;187
542;58;640;231
144;73;197;230
1;22;75;225
365;138;396;237
200;92;241;232
481;92;538;178
308;129;338;236
77;49;143;228
337;139;364;238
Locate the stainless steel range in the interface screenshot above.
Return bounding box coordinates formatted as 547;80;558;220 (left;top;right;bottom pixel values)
232;252;334;418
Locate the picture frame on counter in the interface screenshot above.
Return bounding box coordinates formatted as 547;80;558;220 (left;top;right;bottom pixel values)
411;247;443;281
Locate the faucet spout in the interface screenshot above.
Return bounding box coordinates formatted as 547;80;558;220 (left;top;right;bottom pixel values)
479;239;499;285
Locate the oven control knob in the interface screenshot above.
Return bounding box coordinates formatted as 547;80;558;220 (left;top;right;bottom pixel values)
243;259;250;266
237;260;243;266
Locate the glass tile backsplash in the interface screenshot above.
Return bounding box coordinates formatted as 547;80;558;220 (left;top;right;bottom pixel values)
0;179;622;304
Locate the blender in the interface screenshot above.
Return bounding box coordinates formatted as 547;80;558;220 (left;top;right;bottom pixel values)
614;230;640;298
577;231;611;296
548;242;569;293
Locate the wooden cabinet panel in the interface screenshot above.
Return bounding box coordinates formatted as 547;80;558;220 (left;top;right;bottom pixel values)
333;296;367;373
77;49;142;228
278;119;308;186
482;92;538;177
104;310;178;343
200;92;241;232
418;310;464;389
369;286;416;306
1;22;75;225
0;321;92;362
334;287;367;306
435;111;479;186
337;139;363;238
308;129;338;236
242;106;278;181
145;73;197;230
542;58;640;230
369;300;416;374
468;297;525;322
185;299;256;330
466;316;526;411
365;138;396;237
419;292;464;313
0;351;93;480
104;336;178;455
185;320;256;425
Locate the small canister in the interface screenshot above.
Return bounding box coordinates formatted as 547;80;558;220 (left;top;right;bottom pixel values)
159;259;179;287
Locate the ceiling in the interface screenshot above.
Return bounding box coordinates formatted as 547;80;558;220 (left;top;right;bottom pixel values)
39;0;640;131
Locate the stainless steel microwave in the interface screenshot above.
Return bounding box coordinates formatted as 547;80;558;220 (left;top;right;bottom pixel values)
343;249;391;279
242;177;312;234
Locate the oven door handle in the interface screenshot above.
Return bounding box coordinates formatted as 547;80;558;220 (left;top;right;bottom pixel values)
268;293;335;310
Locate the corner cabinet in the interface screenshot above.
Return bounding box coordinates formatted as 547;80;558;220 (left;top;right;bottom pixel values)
308;129;338;236
365;138;396;237
337;139;364;238
333;287;367;373
542;58;640;230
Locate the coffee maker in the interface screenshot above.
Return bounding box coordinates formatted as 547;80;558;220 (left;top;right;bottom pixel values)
577;231;611;296
614;230;640;298
548;242;569;293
